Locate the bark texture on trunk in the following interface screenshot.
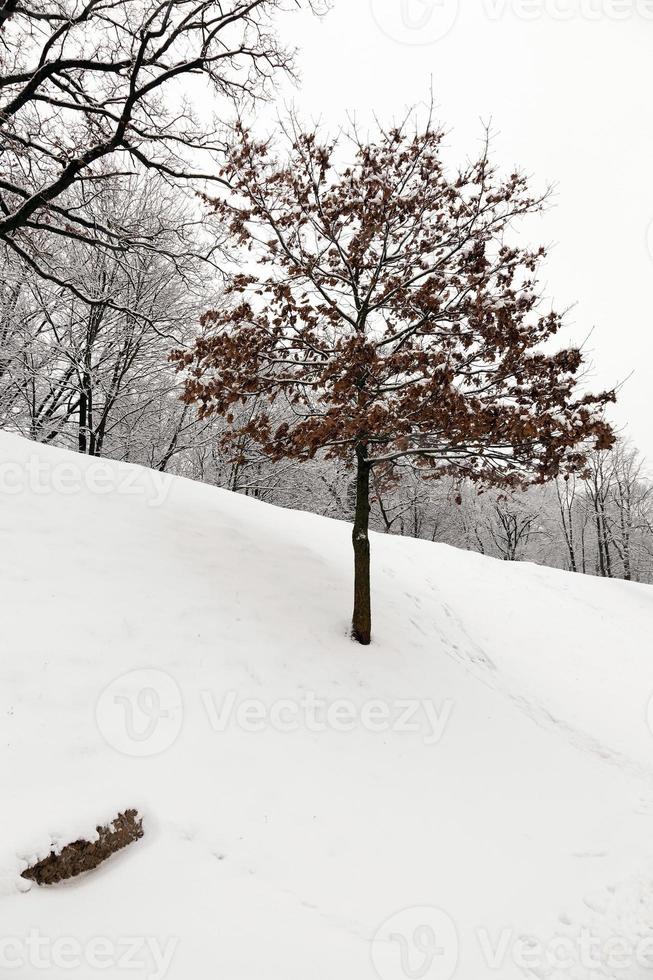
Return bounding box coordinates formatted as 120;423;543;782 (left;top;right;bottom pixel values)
352;444;371;645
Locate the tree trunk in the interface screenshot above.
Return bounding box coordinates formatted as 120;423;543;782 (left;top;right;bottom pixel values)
352;444;372;646
78;390;88;454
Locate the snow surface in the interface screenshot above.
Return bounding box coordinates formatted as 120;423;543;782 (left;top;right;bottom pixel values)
2;431;653;980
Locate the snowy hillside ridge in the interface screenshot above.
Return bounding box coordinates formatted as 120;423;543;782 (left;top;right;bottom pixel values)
3;430;653;979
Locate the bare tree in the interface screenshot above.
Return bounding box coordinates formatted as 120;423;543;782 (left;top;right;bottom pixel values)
583;450;615;577
608;442;653;582
484;497;542;561
3;175;212;460
555;474;582;572
0;0;315;294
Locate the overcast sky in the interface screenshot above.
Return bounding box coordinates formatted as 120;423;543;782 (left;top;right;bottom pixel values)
270;0;653;459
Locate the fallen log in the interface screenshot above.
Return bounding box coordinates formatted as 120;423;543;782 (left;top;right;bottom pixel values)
21;809;143;885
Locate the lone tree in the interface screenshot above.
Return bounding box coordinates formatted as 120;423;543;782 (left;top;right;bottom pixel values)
174;114;614;645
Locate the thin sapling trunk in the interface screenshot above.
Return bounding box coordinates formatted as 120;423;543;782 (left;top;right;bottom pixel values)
352;444;372;645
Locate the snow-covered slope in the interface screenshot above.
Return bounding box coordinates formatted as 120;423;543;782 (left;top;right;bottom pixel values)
2;431;653;980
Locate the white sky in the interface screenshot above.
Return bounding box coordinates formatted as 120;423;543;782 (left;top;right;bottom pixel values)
270;0;653;459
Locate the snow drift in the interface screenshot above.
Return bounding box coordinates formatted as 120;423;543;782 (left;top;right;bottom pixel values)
2;431;653;980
